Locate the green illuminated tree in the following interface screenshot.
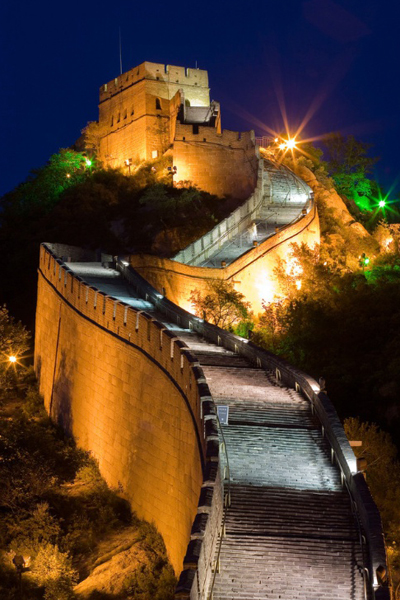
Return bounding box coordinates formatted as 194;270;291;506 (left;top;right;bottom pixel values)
323;133;379;210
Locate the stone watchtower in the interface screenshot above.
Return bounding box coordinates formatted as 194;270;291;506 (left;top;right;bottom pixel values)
98;61;214;168
95;60;257;200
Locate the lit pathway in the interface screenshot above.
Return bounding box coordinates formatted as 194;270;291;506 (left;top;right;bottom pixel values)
67;262;367;600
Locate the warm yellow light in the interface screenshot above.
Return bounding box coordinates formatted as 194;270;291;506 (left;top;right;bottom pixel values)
66;173;71;178
279;143;286;150
274;138;279;142
256;274;277;303
286;138;296;149
9;355;17;363
295;279;302;290
286;255;303;278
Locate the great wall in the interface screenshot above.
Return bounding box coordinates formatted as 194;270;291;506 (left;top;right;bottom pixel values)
34;62;390;598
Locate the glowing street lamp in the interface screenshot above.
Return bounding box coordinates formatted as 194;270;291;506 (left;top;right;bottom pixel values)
379;200;386;208
278;138;297;151
8;355;17;364
85;159;92;167
359;253;370;269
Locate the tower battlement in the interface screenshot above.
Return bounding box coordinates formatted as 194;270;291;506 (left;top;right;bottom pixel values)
99;61;209;104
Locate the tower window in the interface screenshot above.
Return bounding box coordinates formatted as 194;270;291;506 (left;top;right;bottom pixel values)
124;109;127;119
131;106;134;115
117;112;120;123
110;116;114;126
193;124;199;134
155;98;161;110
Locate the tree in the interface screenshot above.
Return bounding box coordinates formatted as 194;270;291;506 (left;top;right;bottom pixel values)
190;280;251;331
30;543;77;600
323;133;379;210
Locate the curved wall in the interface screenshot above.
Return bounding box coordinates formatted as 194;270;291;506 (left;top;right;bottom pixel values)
130;201;320;315
34;245;206;573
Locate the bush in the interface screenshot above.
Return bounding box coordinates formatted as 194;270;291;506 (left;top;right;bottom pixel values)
30;543;77;599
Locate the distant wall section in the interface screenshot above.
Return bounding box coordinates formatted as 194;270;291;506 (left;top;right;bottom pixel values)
130;202;320;315
34;245;206;573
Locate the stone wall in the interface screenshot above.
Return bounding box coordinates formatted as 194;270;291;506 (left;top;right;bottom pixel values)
98;62;210;168
172;125;258;200
34;245;208;573
129;201;320;315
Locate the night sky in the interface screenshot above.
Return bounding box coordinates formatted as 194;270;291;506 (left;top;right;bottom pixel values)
1;0;399;198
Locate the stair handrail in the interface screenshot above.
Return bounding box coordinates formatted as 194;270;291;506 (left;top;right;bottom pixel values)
204;411;231;600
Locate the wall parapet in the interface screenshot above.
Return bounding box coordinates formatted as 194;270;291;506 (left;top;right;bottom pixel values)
117;259;390;600
35;243;225;577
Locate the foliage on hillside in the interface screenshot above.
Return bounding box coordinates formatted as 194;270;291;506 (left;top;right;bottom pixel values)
0;150;237;327
344;418;400;594
251;239;400;442
0;383;176;600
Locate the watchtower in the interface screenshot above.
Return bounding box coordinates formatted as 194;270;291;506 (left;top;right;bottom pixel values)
98;61;211;168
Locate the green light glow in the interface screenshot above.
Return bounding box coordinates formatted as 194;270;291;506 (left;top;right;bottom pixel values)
364;257;370;265
379;200;386;208
85;159;92;167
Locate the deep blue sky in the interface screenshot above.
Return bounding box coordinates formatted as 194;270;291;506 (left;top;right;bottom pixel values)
1;0;399;197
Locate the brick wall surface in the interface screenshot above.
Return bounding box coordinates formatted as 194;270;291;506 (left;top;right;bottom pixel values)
34;247;206;573
172;126;258;199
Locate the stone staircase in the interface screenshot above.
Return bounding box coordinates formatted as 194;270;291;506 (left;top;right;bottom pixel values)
182;344;367;600
257;203;306;225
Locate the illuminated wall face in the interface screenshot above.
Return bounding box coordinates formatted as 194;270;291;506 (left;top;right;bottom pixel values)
129;207;320;316
172;126;258;200
34;249;204;574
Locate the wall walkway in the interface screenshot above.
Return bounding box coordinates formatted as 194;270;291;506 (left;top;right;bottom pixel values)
35;243;389;600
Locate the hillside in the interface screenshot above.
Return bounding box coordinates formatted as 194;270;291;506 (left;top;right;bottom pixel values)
0;370;176;600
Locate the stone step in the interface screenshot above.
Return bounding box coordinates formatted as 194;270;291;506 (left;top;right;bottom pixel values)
225;485;357;539
212;535;365;600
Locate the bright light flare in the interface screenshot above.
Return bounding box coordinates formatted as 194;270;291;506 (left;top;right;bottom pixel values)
8;355;17;363
85;159;92;167
379;200;386;208
256;273;277;304
277;137;297;151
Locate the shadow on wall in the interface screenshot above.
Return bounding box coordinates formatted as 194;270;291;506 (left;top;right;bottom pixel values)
51;349;75;437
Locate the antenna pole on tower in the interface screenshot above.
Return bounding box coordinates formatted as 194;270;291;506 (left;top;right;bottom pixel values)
119;28;123;75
